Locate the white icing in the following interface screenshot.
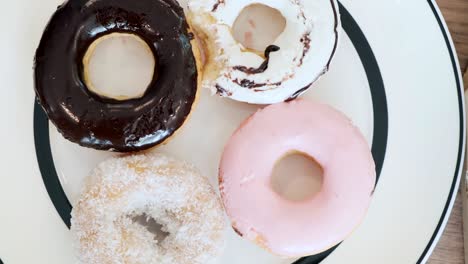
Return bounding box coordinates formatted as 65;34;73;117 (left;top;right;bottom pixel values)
188;0;340;104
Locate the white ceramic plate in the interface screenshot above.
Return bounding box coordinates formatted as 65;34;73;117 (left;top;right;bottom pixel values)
0;0;464;263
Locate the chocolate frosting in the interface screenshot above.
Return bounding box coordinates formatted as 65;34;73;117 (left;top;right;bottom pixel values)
233;45;280;74
34;0;198;152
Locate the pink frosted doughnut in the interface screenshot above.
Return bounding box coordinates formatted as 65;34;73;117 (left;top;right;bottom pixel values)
219;99;376;257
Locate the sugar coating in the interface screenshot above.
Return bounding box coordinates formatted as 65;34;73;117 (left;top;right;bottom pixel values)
71;153;226;264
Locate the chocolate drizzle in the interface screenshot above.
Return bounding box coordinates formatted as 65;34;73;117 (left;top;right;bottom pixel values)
232;226;243;237
233;45;280;74
286;82;313;102
299;34;311;66
287;0;340;100
212;0;225;12
34;0;198;152
294;0;307;22
234;79;282;89
215;84;232;96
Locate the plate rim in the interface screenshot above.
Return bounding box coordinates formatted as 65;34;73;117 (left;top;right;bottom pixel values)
28;0;466;263
416;1;466;263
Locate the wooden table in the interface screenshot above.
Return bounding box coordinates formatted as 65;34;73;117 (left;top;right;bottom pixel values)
437;0;468;73
428;1;467;263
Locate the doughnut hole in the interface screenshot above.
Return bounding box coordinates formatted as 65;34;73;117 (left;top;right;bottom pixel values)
82;33;156;101
232;4;286;53
271;152;324;202
132;214;170;243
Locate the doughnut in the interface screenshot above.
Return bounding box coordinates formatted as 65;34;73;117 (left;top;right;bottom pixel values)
34;0;200;152
71;153;226;264
219;100;375;257
188;0;340;104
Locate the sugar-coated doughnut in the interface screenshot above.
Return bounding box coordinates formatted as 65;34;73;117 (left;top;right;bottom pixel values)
188;0;340;104
71;154;226;264
219;100;375;257
34;0;200;152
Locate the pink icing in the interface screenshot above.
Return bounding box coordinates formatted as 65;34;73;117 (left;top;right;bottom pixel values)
219;99;376;257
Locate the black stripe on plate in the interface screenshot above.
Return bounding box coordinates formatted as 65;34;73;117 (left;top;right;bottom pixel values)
416;1;465;263
34;100;72;228
292;2;388;263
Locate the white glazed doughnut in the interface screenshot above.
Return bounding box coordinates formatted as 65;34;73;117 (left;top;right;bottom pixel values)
71;153;226;264
188;0;340;104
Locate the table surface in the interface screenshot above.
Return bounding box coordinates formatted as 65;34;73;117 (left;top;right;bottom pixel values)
428;0;467;263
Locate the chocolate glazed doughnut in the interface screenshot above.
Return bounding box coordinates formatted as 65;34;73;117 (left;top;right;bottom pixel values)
34;0;199;152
